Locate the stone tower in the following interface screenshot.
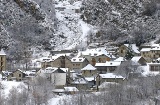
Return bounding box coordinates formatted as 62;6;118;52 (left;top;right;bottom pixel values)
0;49;6;71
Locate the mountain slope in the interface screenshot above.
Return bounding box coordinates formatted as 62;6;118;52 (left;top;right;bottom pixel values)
82;0;160;45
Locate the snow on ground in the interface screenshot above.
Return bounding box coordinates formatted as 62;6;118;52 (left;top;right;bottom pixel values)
79;20;91;38
48;95;70;105
1;81;26;97
48;97;61;105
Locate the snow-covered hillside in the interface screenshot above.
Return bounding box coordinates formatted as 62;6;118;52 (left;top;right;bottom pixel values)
53;0;92;50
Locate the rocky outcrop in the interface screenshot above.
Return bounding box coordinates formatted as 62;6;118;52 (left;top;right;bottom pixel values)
14;0;45;20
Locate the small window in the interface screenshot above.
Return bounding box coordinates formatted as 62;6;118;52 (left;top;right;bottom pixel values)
94;53;97;56
121;50;123;53
19;74;21;77
76;64;80;66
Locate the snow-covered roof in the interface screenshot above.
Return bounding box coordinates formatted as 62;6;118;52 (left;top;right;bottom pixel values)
64;87;79;91
40;57;52;62
51;55;62;61
85;77;95;81
79;47;115;58
60;68;69;72
52;54;69;60
114;57;126;62
24;71;36;76
99;73;124;79
72;78;88;84
131;56;142;62
95;61;121;67
16;69;24;73
140;48;151;52
157;58;160;61
152;44;160;47
124;44;129;47
150;47;160;51
40;54;70;62
52;89;65;93
81;64;96;71
52;68;66;73
44;67;57;73
99;82;119;89
105;61;121;66
40;67;66;74
2;71;12;76
71;57;86;62
95;63;106;66
0;49;6;55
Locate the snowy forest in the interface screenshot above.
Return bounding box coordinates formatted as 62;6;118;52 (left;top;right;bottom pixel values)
0;0;160;105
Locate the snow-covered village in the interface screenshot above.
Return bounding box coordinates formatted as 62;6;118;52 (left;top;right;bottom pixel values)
1;0;160;105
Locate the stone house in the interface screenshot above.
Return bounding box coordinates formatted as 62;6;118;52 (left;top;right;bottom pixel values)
41;57;52;69
118;44;140;57
85;77;96;88
71;77;89;90
51;68;67;88
148;62;160;71
41;55;72;69
51;56;72;69
38;67;67;88
96;73;124;87
78;48;113;66
81;64;97;77
71;57;89;70
114;57;126;62
7;69;26;81
140;48;151;62
150;47;160;60
140;44;160;63
131;56;147;65
0;49;6;72
95;61;121;74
